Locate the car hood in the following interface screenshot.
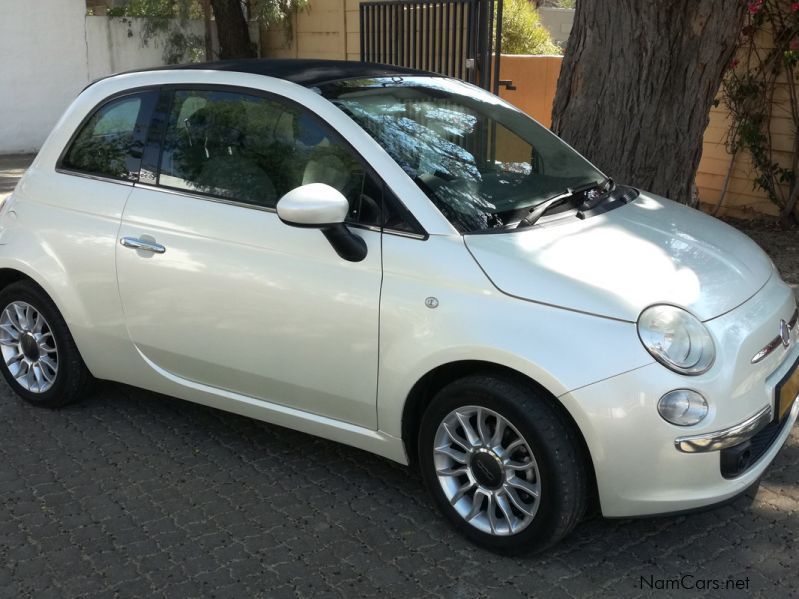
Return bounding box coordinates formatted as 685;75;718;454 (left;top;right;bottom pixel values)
464;192;773;322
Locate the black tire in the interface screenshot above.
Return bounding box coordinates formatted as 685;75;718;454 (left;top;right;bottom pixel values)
0;280;94;408
418;373;589;555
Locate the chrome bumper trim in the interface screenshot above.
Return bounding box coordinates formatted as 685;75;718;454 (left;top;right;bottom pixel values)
674;405;774;453
752;308;798;364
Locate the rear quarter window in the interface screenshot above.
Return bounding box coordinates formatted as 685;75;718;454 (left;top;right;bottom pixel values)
60;90;157;182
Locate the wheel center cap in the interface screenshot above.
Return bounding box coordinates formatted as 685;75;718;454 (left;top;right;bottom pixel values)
20;333;39;361
470;451;503;489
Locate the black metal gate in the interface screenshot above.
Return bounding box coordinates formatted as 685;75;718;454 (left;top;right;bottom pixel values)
359;0;505;93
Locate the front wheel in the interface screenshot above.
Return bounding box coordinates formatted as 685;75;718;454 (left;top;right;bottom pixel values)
418;374;589;555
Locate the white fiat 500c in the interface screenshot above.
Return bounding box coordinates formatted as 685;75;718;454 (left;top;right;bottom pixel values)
3;59;798;554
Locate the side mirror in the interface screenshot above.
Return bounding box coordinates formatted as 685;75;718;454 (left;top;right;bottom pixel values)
276;183;367;262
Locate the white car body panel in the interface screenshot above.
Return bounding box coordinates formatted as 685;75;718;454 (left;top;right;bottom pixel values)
376;233;654;437
465;193;774;322
565;270;798;515
117;184;382;428
1;66;796;520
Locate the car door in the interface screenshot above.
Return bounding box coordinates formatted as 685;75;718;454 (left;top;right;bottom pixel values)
115;87;384;429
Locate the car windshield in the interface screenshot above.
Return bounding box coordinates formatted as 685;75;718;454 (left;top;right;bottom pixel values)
320;76;605;233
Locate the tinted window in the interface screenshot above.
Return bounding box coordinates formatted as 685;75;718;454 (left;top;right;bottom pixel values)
62;92;153;181
158;89;383;226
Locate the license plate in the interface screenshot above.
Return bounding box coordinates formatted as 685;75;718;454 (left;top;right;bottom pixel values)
776;356;799;421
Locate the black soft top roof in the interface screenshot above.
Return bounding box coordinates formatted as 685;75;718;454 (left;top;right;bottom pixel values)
146;58;432;87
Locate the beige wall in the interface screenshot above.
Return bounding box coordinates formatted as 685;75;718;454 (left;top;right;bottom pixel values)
696;31;796;219
695;106;782;219
497;55;561;127
538;7;573;48
260;0;355;60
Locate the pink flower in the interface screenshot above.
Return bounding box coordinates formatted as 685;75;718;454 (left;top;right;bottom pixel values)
793;2;799;11
748;0;763;13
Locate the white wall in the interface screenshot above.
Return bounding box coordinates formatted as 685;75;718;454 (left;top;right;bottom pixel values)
85;17;212;81
0;5;212;154
538;7;574;48
0;1;89;154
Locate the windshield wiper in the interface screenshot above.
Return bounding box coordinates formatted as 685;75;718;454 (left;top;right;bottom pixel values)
577;177;615;214
516;179;609;229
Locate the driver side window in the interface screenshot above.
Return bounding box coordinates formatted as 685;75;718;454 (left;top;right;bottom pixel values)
157;89;383;226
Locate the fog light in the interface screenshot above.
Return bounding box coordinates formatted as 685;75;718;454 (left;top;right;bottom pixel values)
657;389;708;426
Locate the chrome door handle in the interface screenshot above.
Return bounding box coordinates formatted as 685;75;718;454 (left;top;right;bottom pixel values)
120;236;166;254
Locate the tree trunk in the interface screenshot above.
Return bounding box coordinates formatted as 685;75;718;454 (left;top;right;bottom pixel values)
209;0;256;60
201;0;214;60
551;1;748;205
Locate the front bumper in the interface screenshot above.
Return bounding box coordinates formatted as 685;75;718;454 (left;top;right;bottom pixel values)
558;273;799;517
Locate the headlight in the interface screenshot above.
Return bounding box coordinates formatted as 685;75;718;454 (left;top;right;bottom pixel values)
637;305;715;375
658;389;708;426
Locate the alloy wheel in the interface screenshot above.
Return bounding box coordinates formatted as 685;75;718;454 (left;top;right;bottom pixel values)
0;301;59;393
433;405;541;536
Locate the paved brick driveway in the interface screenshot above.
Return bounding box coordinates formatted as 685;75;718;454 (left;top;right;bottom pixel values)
1;155;798;598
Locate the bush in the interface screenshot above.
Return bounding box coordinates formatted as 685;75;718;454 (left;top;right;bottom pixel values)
501;0;562;55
